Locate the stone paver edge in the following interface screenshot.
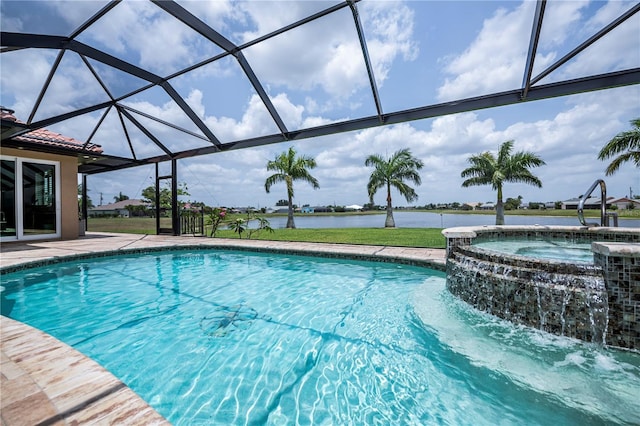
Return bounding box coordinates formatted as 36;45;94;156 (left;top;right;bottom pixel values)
1;241;446;275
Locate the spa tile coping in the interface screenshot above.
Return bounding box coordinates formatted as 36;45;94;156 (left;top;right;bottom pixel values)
1;232;446;425
442;225;640;259
441;224;640;239
592;241;640;257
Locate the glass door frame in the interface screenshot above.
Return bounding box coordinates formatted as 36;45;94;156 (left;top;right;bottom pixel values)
0;155;61;242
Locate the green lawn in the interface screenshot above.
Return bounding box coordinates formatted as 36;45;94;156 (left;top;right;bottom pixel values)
88;217;172;234
215;227;446;248
87;208;637;249
87;217;445;248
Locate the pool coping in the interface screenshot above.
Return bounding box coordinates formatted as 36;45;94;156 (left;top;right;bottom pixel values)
1;232;446;425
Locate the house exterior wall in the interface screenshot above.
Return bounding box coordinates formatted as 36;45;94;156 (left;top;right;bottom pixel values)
2;147;79;240
611;199;640;210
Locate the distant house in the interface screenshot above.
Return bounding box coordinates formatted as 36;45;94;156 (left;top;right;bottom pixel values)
313;206;333;213
266;206;290;214
345;204;363;211
562;197;612;210
182;202;204;212
89;199;149;217
267;205;332;214
608;197;640;210
480;202;495;210
462;202;481;210
461;203;475;211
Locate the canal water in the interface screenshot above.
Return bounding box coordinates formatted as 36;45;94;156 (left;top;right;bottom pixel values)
266;211;640;229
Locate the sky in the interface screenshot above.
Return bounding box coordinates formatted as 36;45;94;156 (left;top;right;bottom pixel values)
1;0;639;208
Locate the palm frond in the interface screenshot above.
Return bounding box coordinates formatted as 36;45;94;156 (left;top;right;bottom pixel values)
264;173;286;193
598;118;640;175
605;151;640;176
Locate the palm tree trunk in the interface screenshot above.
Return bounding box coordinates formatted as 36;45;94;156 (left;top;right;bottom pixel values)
286;193;296;229
496;185;505;225
385;183;395;228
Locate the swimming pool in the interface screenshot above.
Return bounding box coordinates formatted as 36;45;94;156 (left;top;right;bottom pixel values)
472;239;593;263
1;249;639;425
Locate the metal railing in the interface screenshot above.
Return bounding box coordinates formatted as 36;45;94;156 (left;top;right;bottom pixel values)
180;208;205;236
577;179;617;227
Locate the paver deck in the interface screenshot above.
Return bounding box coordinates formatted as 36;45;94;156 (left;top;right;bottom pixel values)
1;233;446;425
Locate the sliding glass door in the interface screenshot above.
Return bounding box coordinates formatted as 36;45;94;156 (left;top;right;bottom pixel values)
0;156;60;241
22;162;57;235
1;159;16;238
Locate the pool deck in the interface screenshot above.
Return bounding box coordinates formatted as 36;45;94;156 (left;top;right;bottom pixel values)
1;232;446;425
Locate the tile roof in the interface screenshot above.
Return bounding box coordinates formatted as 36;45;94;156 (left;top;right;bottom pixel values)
1;108;102;154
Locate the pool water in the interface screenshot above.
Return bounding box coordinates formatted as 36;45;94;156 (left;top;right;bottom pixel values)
2;250;639;425
473;239;593;263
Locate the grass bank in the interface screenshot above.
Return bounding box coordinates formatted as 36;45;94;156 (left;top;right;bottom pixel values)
87;217;445;248
214;228;446;248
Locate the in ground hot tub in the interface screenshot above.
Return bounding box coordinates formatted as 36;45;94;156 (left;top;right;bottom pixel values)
442;225;640;351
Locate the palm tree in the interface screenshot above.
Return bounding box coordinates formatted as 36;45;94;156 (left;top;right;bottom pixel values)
265;147;320;229
598;118;640;176
461;140;545;225
365;148;424;228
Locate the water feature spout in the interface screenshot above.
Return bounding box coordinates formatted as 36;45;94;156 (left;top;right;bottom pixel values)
584;278;609;346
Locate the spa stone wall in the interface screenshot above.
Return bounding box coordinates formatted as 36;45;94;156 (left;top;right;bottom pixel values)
443;226;639;351
447;245;608;344
593;243;640;350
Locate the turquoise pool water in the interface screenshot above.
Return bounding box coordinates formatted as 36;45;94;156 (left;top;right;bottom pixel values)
1;250;639;425
473;239;593;263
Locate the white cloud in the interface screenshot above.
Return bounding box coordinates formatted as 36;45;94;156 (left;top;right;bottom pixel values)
240;19;367;99
359;1;418;83
0;15;23;32
531;1;638;84
78;1;214;75
537;1;589;49
0;49;110;121
0;50;56;119
236;0;416;104
583;0;637;33
203;93;281;141
437;1;535;101
558;4;639;80
175;0;236;32
44;1;113;33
